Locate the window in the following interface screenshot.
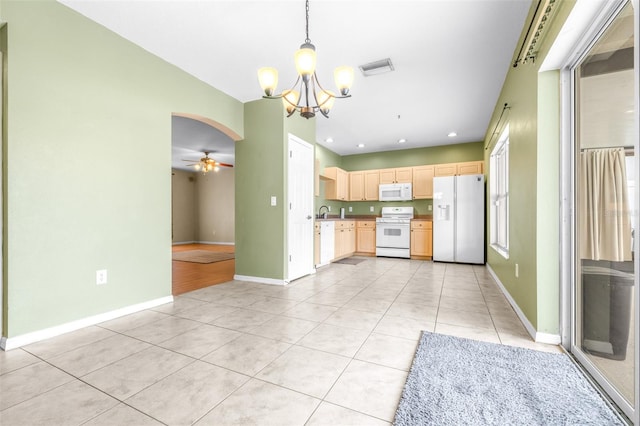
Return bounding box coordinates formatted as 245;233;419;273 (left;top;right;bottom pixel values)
490;125;509;258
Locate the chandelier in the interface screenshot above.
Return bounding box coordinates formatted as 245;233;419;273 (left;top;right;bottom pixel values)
257;0;354;119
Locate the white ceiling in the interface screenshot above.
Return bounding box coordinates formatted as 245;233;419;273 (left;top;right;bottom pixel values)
59;0;532;169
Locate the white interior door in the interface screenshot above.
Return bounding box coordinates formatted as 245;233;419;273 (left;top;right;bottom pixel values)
287;134;314;282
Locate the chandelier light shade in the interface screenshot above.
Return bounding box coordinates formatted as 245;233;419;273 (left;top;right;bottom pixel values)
258;0;354;119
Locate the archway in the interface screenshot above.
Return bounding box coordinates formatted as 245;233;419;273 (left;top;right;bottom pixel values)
170;113;240;295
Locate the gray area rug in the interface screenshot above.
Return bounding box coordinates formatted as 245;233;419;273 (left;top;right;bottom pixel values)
394;331;625;426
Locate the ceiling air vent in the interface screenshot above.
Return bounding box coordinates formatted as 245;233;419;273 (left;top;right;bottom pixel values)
359;58;394;76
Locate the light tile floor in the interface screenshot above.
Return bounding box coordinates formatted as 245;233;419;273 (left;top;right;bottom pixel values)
0;258;562;425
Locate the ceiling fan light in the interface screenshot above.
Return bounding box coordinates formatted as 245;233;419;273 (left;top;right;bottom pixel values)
334;66;354;96
294;44;316;78
194;164;201;171
258;67;278;97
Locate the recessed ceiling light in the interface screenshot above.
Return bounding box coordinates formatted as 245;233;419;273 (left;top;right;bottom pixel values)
398;138;407;144
325;137;334;143
448;132;457;137
357;143;365;148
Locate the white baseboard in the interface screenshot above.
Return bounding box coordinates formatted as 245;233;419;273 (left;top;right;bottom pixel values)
197;241;235;246
0;295;173;351
172;241;235;246
486;265;561;345
233;274;288;286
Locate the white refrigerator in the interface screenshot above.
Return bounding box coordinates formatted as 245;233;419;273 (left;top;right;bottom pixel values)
433;174;485;264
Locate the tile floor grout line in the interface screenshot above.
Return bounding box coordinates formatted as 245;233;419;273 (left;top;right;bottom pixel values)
311;258;421;423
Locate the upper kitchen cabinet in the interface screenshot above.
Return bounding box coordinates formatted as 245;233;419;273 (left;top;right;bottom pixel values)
349;171;365;201
324;167;349;200
364;170;380;200
412;165;434;199
457;161;484;175
379;167;413;184
350;170;380;201
434;161;484;177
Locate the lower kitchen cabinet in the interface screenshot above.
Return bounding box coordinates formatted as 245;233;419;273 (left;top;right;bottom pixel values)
334;220;356;259
356;220;376;254
410;220;432;258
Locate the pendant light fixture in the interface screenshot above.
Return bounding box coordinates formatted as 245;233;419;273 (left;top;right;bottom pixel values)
257;0;354;119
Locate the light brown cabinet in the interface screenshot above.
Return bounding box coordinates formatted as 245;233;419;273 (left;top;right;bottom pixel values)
334;220;356;259
412;165;434;199
434;163;458;177
457;161;484;175
349;171;365;201
364;170;380;200
350;170;380;201
356;220;376;254
434;161;484;177
326;162;482;202
324;167;349;200
410;220;432;258
379;167;413;184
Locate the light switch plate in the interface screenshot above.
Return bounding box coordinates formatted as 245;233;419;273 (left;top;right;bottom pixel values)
270;196;277;206
370;206;374;212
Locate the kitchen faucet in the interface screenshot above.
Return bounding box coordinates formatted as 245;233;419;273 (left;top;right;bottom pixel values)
318;205;329;219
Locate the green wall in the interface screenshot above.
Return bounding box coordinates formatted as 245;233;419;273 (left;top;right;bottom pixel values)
316;142;484;216
314;144;344;214
483;0;575;334
341;142;484;170
236;100;315;281
1;0;243;337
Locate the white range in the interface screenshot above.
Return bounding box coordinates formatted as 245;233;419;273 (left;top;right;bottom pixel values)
375;206;414;259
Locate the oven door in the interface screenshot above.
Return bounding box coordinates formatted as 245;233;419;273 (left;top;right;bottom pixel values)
376;222;411;258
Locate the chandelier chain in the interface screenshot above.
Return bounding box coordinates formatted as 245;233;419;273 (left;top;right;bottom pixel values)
304;0;311;44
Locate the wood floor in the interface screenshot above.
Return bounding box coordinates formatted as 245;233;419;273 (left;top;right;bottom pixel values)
172;243;235;296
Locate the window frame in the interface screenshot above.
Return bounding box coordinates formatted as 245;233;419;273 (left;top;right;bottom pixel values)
490;124;510;259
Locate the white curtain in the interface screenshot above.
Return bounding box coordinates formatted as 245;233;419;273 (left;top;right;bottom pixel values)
579;148;632;261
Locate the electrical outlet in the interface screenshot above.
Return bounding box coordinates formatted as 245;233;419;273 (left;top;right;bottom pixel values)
96;269;108;285
328;206;331;211
270;196;277;206
348;206;352;212
428;204;432;211
369;206;374;212
515;264;519;278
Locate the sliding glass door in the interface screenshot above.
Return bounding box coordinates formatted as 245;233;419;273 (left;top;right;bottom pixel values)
572;0;637;420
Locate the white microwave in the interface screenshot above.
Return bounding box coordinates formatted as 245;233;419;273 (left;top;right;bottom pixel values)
379;183;412;201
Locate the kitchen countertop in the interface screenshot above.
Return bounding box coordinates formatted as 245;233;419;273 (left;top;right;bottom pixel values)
316;215;432;221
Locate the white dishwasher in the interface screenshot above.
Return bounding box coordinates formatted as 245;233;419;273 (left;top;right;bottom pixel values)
320;221;335;265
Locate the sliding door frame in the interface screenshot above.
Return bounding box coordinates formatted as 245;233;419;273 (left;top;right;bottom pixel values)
559;0;638;422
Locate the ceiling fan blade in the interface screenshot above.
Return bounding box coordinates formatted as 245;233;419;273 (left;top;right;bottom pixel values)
217;163;234;168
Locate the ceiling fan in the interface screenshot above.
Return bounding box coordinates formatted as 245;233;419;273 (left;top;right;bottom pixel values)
183;152;233;173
